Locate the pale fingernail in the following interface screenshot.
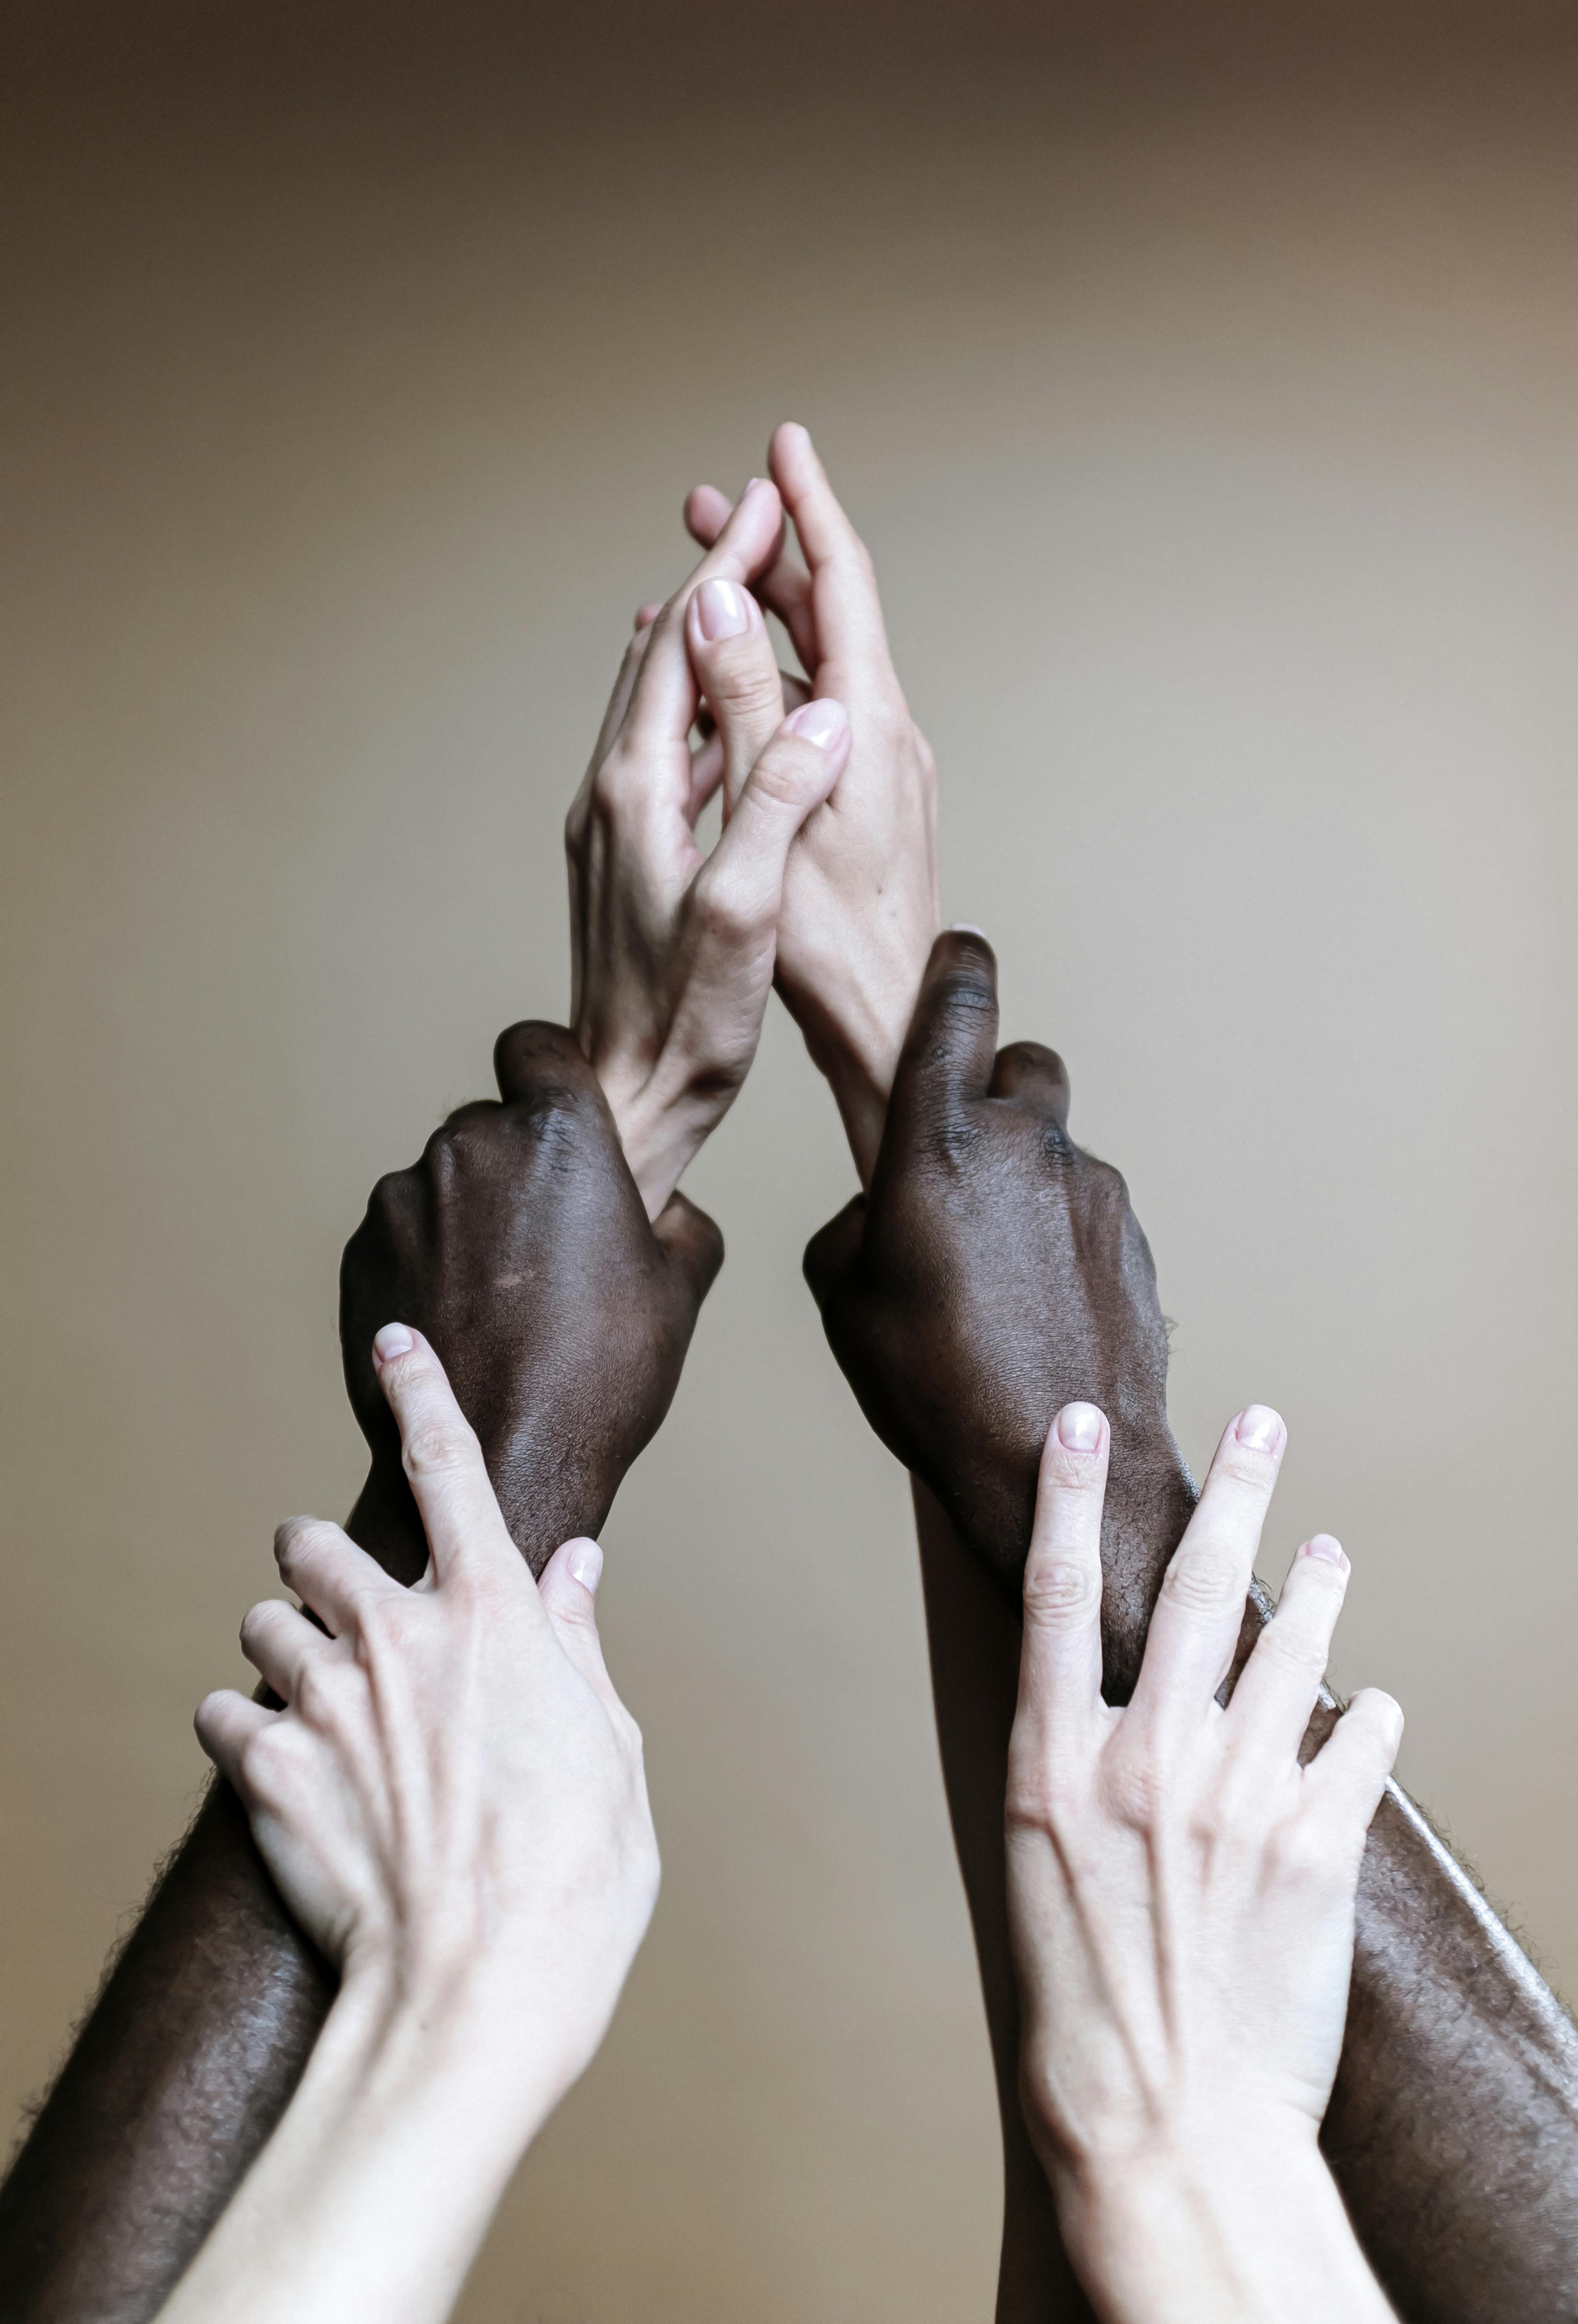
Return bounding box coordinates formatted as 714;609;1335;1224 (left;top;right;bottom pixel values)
373;1322;415;1365
1236;1404;1282;1452
951;922;987;937
568;1538;604;1594
1057;1402;1103;1452
784;697;848;749
1301;1534;1349;1572
695;578;751;642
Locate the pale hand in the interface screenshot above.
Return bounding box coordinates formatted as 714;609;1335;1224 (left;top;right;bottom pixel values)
568;474;849;1216
686;423;940;1181
170;1327;659;2324
1006;1400;1402;2324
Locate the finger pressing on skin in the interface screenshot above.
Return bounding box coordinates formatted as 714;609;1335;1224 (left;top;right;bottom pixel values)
689;701;849;964
1130;1405;1287;1722
537;1535;625;1721
884;929;1001;1155
685;577;787;813
1016;1404;1110;1753
989;1040;1072;1127
1307;1687;1405;1849
193;1688;274;1796
237;1596;330;1709
275;1515;403;1637
372;1324;520;1590
686;479;818;672
1226;1535;1350;1763
768;421;892;671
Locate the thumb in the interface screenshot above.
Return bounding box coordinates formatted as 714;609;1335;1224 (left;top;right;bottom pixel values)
536;1536;625;1720
689;700;848;963
651;1190;725;1308
883;929;1001;1159
803;1192;866;1317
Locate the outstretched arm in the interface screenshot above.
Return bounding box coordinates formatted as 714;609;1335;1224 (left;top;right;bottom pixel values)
159;1331;659;2324
805;931;1578;2324
0;469;834;2319
0;1028;721;2322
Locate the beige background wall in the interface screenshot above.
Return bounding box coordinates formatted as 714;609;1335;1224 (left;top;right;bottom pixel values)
2;5;1575;2316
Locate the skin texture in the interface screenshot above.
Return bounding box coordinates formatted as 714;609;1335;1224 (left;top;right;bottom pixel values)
0;1025;720;2324
566;479;847;1221
807;930;1578;2324
683;421;941;1182
1007;1401;1400;2323
160;1329;660;2324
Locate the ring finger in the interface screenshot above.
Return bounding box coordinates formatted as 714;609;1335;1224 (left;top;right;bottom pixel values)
238;1596;334;1707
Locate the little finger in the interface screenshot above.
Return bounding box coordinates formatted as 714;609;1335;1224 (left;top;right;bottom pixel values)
238;1597;333;1708
1307;1687;1404;1849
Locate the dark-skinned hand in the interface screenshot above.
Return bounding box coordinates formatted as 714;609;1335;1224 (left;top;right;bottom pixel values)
803;931;1194;1701
340;1019;723;1584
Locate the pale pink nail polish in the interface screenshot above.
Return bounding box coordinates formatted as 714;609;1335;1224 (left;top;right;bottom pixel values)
1057;1402;1103;1452
694;578;751;642
568;1538;604;1593
373;1322;414;1364
784;698;848;750
1236;1404;1281;1452
1302;1534;1349;1572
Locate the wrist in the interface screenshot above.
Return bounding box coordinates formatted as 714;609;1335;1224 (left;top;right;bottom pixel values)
1052;2123;1390;2324
325;1954;564;2156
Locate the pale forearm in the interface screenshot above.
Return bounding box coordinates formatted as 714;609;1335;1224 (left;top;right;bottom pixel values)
157;1977;546;2324
1064;2140;1395;2324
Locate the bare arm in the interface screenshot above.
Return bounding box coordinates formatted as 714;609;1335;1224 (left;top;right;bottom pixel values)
0;1025;721;2322
806;932;1578;2323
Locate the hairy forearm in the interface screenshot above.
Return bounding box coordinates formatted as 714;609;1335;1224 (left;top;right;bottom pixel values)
918;1471;1578;2324
0;1468;601;2323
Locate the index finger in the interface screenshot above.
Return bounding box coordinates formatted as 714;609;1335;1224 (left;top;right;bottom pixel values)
370;1325;527;1594
1015;1404;1110;1755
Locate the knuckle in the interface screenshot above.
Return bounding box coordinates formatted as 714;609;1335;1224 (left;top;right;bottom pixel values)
692;876;760;950
401;1418;478;1481
274;1516;335;1581
712;656;783;719
1100;1744;1166;1834
1022;1555;1100;1629
1267;1816;1336;1890
1258;1620;1329;1686
239;1722;292;1806
239;1598;283;1655
1162;1546;1243;1617
748;741;821;810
